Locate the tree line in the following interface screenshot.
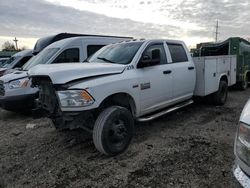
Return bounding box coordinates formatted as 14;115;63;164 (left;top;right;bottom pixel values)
1;41;28;51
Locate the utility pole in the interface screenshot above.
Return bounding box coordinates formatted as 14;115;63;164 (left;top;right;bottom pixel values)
215;20;219;42
13;37;18;50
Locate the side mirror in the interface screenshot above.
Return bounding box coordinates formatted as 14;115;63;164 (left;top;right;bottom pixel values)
141;55;151;63
138;49;161;68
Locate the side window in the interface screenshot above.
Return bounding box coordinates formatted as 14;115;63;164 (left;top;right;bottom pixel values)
53;48;79;63
143;44;167;65
87;45;105;57
167;43;188;63
14;56;32;68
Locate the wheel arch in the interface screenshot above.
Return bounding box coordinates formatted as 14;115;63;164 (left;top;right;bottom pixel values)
245;71;250;81
220;74;228;84
98;92;137;117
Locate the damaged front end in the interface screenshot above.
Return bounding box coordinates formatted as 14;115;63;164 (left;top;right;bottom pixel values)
31;76;95;132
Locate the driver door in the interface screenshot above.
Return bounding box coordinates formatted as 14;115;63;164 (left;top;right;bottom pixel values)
137;43;173;115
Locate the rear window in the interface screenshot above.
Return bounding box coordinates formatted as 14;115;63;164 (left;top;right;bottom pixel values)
167;43;188;63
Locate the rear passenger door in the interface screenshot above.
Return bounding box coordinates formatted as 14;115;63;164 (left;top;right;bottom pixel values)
167;43;195;100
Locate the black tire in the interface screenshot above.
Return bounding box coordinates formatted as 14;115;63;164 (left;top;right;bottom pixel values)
93;106;134;156
212;80;228;105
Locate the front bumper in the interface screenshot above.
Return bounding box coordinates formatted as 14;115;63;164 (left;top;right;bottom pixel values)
0;93;38;111
234;164;250;188
49;110;95;131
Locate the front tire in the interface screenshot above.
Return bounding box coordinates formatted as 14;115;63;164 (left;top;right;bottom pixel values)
93;106;134;156
212;80;228;105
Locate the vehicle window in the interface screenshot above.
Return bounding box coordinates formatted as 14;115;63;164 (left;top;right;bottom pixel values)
88;42;143;65
52;48;79;63
143;44;167;65
2;56;19;68
14;56;32;68
87;45;105;57
23;48;60;70
0;58;8;63
167;43;188;63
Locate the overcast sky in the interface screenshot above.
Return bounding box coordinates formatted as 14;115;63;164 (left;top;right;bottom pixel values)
0;0;249;50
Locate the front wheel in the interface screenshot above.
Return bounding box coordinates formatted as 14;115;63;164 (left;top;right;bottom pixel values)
212;80;228;105
93;106;134;156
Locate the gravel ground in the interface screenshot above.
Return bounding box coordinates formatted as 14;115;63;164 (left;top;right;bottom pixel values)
0;89;249;188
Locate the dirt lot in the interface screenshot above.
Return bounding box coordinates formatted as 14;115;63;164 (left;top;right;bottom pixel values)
0;89;248;188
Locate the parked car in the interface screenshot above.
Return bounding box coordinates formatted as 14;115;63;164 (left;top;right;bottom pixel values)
0;57;9;67
0;36;131;112
29;39;236;156
234;99;250;187
32;32;128;55
0;50;33;76
0;33;100;77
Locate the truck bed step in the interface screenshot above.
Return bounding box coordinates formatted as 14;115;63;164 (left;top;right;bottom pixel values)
137;100;193;122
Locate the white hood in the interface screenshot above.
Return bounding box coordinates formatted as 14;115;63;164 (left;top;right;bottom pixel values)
0;71;28;83
28;63;126;84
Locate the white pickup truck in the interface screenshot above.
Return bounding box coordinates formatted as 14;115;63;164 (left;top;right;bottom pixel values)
29;39;236;156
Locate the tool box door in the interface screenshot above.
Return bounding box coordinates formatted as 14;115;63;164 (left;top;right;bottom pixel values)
204;58;218;95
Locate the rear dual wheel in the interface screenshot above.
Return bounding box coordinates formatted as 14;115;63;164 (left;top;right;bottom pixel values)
212;80;228;105
93;106;134;156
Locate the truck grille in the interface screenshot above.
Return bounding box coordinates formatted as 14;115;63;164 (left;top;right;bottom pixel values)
0;80;5;96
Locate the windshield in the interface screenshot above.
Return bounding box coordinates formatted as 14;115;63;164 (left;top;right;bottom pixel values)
2;56;20;68
88;42;143;65
0;59;8;64
23;48;60;70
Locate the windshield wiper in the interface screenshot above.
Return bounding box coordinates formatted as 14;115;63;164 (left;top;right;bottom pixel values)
97;57;115;64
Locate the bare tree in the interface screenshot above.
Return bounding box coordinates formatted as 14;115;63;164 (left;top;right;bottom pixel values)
2;41;16;51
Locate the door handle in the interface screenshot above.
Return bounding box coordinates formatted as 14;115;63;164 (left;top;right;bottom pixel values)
163;70;172;74
188;66;194;70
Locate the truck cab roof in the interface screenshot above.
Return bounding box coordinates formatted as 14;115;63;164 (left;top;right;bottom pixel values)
46;36;131;49
118;39;185;45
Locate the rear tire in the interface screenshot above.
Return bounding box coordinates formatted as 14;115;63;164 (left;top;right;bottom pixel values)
93;106;134;156
212;80;228;105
